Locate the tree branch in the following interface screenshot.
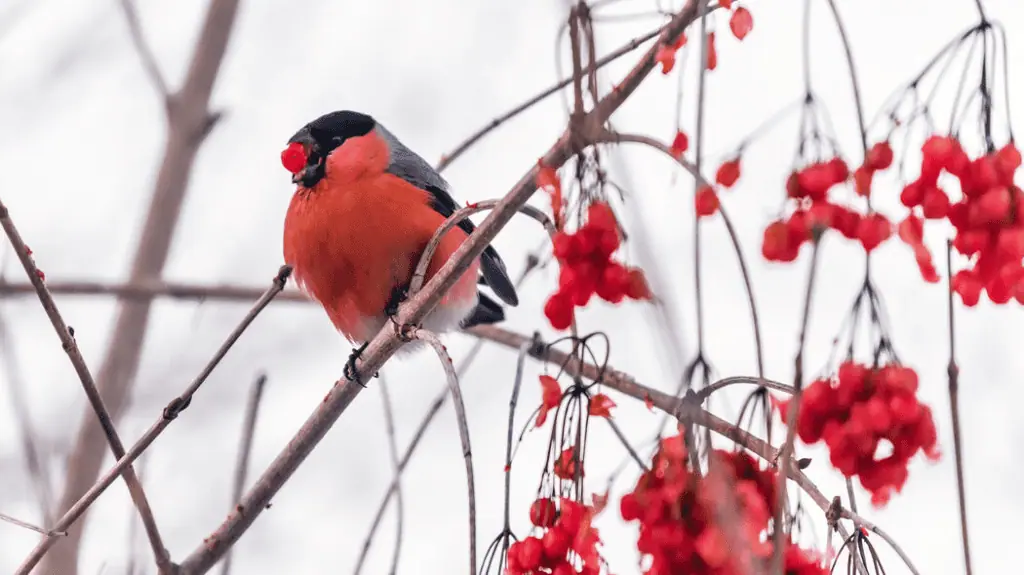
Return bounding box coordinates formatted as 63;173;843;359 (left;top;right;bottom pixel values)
48;1;242;570
0;197;172;572
412;329;477;574
172;5;704;572
15;267;289;575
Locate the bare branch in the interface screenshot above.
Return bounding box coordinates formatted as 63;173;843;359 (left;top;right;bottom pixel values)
49;0;243;571
0;278;308;303
117;0;170;100
412;329;477;574
0;197;172;572
220;372;269;575
16;266;290;575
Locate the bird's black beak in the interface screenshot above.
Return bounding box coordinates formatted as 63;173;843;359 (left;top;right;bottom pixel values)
291;168;309;184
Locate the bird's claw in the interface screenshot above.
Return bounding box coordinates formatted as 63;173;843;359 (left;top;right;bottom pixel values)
345;342;370;387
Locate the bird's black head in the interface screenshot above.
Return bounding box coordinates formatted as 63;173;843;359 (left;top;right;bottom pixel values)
282;110;377;188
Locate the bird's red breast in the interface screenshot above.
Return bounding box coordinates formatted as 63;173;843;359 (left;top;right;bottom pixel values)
282;129;480;342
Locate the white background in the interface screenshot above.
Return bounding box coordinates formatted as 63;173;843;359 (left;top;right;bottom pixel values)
1;0;1022;573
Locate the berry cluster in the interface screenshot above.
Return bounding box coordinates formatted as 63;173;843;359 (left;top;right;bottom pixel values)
761;155;895;262
619;435;827;575
899;136;1024;305
776;362;940;506
507;498;603;575
544;202;651;330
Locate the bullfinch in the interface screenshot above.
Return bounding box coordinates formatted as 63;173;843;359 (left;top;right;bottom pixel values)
280;110;519;384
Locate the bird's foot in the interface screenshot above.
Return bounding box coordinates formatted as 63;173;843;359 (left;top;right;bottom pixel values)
344;341;378;387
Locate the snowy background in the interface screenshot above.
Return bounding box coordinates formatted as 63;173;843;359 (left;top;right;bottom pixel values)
1;0;1022;573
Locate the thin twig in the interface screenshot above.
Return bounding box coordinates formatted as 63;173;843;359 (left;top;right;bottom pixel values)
377;376;404;575
354;260;538;572
352;339;489;575
412;329;477;574
220;372;269;575
0;196;172;573
117;0;170;99
435;25;669;172
0;511;66;537
598;131;765;379
771;236;823;575
0;278;308;302
15;266;290;575
49;0;244;571
946;240;973;575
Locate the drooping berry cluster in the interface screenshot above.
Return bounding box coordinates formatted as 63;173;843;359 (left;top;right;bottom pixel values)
619;435;827;575
544;202;651;330
777;362;940;507
507;498;603;575
899;136;1024;305
760;153;895;262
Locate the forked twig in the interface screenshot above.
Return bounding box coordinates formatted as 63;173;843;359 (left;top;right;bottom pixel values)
0;196;172;573
15;266;290;574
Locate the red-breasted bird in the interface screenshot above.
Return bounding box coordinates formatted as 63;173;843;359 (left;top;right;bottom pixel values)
280;110;518;384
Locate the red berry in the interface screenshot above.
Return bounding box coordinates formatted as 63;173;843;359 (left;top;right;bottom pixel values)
695;185;720;217
867;141;894;170
544;292;574;330
280;142;306;174
529;498;557;528
542;527;572;560
716;158;742;187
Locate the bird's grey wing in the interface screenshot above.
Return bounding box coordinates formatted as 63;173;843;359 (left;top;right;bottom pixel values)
378;125;519;307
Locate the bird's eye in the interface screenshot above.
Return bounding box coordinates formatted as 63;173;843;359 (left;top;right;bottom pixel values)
281;142;307;174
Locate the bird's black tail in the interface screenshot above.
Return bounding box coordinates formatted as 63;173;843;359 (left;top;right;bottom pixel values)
461;292;506;328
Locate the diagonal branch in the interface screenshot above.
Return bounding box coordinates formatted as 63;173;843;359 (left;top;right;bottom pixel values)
48;0;243;572
15;267;290;575
220;372;269;575
375;376;405;575
0;197;172;572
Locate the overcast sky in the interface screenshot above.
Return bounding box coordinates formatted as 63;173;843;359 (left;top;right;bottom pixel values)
1;0;1023;573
